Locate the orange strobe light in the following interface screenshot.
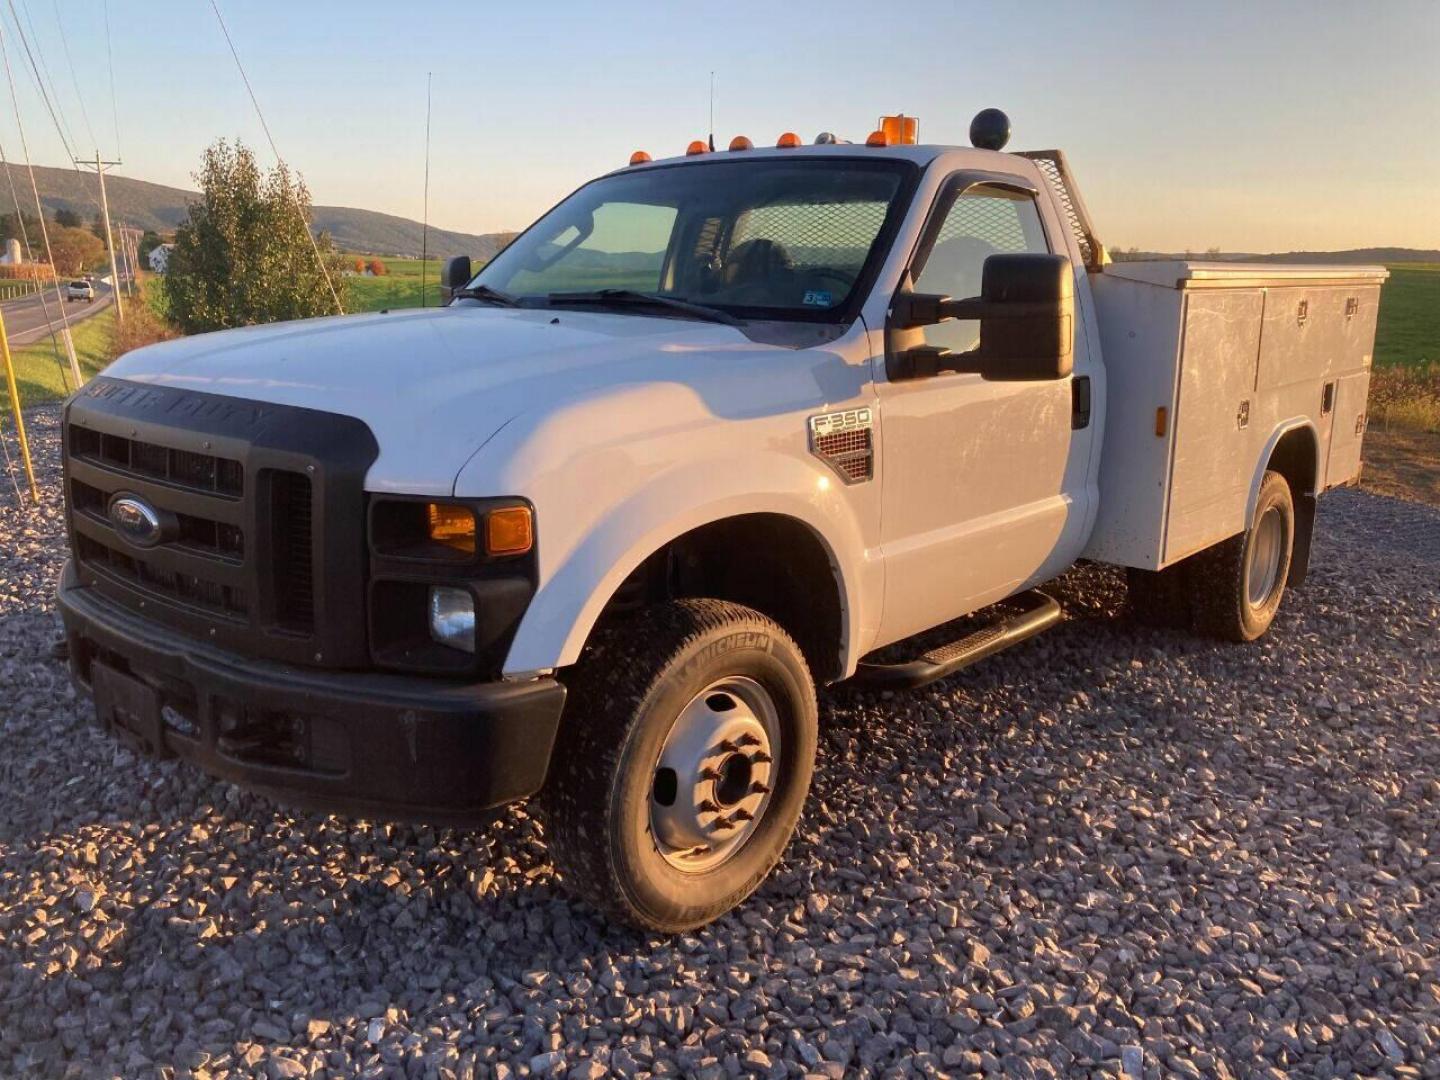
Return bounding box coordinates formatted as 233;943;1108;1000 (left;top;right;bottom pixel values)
728;135;754;151
629;150;652;166
776;131;801;148
686;140;709;155
865;129;890;147
879;114;919;145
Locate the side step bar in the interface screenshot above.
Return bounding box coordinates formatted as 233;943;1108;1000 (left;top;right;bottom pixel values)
852;590;1062;690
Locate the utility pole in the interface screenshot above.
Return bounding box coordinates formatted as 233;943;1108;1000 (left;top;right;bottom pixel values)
74;151;125;324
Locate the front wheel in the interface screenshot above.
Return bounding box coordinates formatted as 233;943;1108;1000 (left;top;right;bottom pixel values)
542;599;817;932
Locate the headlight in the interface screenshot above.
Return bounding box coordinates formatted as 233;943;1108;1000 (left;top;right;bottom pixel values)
428;586;475;653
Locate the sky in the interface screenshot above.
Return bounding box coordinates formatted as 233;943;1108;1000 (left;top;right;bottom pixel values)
0;0;1436;253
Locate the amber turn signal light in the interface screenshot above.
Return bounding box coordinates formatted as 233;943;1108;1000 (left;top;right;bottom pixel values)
427;503;477;554
486;506;534;557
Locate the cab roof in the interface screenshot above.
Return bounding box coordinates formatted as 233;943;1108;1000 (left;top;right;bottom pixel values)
609;142;1017;176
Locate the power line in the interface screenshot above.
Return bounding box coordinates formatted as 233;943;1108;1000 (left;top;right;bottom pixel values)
102;0;118;158
207;0;344;316
50;0;96;152
0;17;81;389
9;0;75;159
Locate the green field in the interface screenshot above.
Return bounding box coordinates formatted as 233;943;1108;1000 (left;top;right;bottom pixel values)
345;257;446;312
1374;264;1440;368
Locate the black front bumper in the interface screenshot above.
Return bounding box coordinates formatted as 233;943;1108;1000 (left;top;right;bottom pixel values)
58;562;566;825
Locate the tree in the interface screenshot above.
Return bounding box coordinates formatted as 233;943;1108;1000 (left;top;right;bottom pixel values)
48;225;105;275
138;230;164;259
163;139;348;334
0;209;42;245
53;207;82;228
352;257;365;273
366;258;386;276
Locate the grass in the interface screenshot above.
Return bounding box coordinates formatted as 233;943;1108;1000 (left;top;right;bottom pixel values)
345;257;446;312
5;305;117;404
1374;264;1440;369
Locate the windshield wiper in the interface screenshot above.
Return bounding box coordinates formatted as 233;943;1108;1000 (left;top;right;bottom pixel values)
546;289;742;327
451;284;521;307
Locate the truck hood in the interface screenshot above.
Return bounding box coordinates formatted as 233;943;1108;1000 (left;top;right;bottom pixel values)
105;305;773;494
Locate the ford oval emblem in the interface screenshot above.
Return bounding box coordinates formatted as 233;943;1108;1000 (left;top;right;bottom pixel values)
108;494;165;548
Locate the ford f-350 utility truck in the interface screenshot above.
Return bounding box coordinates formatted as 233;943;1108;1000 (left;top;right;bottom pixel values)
58;112;1385;931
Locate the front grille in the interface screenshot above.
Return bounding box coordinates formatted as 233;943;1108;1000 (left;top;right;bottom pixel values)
66;425;314;637
63;377;379;669
270;471;315;633
70;426;244;496
75;533;249;618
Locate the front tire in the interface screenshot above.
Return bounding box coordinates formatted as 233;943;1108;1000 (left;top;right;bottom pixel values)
542;599;817;932
1191;470;1295;642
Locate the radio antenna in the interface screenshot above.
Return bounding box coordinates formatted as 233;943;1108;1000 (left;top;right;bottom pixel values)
708;70;715;152
420;71;432;307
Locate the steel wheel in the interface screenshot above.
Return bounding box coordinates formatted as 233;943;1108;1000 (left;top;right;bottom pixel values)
1246;505;1285;608
649;676;779;873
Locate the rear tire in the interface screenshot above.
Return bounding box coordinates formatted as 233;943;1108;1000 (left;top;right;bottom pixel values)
1190;470;1295;642
542;599;817;932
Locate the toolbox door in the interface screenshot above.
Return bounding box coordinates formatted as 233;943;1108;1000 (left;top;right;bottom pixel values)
1326;370;1370;488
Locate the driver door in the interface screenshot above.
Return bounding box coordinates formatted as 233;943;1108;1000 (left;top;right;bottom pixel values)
873;180;1096;645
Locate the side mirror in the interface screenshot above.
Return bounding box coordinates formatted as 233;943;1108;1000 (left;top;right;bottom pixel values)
439;255;472;304
887;253;1074;382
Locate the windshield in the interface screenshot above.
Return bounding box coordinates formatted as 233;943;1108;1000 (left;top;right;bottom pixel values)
471;157;913;321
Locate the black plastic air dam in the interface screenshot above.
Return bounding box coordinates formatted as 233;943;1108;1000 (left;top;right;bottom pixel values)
59;562;566;825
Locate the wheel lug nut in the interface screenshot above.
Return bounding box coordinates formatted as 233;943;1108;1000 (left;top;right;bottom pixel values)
700;767;722;781
716;739;739;753
711;817;736;832
697;799;719;813
751;751;773;764
749;781;771;795
732;808;754;822
736;733;761;747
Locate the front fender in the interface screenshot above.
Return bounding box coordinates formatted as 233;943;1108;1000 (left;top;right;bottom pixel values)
500;453;877;677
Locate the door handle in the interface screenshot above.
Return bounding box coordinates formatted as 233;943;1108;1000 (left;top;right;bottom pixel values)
1071;375;1092;430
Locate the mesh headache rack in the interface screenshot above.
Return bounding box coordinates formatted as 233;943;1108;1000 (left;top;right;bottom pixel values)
1016;149;1104;271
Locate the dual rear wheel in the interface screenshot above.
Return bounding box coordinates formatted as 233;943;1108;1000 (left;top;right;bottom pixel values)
1128;469;1296;641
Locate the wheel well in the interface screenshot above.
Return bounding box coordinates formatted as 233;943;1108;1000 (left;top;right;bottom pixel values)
597;514;846;683
1266;426;1319;586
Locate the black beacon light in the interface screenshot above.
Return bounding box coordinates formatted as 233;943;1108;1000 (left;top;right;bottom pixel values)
969;108;1011;151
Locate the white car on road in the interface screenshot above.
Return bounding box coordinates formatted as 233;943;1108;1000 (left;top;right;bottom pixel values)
66;280;95;302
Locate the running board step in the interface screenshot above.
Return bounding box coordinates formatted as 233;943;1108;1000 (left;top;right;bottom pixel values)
852;590;1062;690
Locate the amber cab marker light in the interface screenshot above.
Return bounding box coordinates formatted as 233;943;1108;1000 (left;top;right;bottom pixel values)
628;150;652;166
486;506;534;557
728;135;754;151
686;140;709;156
776;131;801;148
427;503;477;554
865;129;890;147
1155;406;1169;438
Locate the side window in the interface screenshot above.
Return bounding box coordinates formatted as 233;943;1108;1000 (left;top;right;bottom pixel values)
913;185;1048;354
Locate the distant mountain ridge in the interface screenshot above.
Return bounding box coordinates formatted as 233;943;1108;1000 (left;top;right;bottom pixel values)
0;163;514;261
1113;247;1440;264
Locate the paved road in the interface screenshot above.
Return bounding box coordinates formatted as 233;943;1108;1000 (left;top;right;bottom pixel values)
0;281;114;347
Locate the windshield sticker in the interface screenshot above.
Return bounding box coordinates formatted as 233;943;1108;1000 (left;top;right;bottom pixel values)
802;290;833;308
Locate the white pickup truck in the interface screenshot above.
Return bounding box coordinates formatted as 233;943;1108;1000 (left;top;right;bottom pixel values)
59;112;1385;931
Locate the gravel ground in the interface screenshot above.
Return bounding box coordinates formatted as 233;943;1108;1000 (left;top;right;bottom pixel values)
2;404;1438;1080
